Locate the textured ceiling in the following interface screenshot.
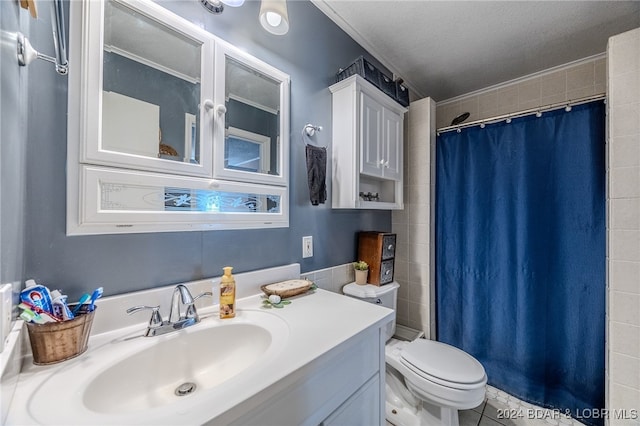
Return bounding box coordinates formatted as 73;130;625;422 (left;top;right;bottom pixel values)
312;1;640;101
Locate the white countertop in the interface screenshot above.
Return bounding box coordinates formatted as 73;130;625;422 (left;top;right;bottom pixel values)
7;287;393;425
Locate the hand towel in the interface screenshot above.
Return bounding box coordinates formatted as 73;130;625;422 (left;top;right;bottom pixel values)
305;144;327;205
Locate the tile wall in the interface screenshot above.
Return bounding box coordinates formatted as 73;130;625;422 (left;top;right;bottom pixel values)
607;27;640;425
392;98;436;336
301;263;355;295
436;54;606;130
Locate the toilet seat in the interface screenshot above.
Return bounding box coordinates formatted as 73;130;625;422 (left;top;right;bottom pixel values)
400;340;486;390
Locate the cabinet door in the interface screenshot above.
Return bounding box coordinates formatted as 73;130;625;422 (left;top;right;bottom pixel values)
360;92;383;177
79;0;215;178
382;108;402;181
321;375;380;426
213;41;290;186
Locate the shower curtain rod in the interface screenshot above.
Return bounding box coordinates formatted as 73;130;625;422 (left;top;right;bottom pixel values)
437;93;606;134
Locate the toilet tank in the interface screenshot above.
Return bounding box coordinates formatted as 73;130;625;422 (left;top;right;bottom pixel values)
342;282;399;342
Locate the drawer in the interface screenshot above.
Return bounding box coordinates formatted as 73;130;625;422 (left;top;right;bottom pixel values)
382;234;396;259
380;259;394;284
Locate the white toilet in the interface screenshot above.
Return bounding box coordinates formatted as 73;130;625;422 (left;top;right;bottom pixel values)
343;282;487;426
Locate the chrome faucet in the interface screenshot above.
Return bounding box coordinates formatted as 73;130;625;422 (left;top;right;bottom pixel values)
127;285;213;337
169;284;194;324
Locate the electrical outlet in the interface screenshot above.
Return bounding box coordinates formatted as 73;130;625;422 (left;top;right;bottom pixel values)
302;236;313;258
0;283;13;353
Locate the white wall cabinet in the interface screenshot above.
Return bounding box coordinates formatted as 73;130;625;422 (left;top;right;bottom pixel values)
330;75;407;210
67;0;290;235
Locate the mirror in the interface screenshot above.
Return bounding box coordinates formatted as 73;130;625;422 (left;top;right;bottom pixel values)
225;57;280;177
100;182;282;214
102;0;202;163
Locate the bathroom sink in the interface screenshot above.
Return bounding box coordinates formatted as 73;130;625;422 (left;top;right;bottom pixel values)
26;309;289;423
83;322;275;413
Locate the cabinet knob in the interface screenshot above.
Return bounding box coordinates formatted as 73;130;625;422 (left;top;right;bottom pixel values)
216;104;227;115
388;244;394;251
380;159;389;168
203;99;215;111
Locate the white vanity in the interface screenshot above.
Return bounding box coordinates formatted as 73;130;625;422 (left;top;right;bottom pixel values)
6;264;394;425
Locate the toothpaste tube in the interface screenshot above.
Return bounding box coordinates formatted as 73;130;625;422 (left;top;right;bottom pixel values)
51;290;74;320
18;304;58;323
21;280;53;315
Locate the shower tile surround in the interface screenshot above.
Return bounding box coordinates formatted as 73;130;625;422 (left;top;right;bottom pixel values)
607;27;640;425
392;97;436;336
436;54;607;129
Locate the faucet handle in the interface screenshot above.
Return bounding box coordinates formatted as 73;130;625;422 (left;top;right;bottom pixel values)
185;292;213;322
193;291;213;301
126;305;163;327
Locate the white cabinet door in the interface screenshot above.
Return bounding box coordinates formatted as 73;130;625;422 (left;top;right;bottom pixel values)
76;0;215;178
322;375;380;426
360;92;383;177
212;40;290;187
382;108;402;181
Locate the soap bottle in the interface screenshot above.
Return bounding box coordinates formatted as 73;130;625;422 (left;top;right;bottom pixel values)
219;266;236;319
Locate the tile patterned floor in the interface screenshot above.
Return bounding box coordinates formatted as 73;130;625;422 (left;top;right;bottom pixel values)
460;386;586;426
387;385;587;426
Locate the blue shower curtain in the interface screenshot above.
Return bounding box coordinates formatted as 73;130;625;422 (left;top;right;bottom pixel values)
436;102;605;426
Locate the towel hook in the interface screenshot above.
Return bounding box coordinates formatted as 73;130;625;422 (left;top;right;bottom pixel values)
303;123;323;137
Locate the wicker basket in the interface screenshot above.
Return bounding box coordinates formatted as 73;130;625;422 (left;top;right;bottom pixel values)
26;307;95;365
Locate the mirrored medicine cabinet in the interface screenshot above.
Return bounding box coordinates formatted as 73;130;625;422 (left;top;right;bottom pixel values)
67;0;290;235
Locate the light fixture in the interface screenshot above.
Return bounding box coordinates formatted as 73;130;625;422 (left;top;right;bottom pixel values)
200;0;245;15
259;0;289;35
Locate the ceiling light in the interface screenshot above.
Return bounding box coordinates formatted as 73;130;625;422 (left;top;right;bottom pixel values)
222;0;245;7
201;0;244;14
259;0;289;35
200;0;224;14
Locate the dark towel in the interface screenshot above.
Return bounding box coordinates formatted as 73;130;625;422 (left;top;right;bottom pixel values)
305;144;327;205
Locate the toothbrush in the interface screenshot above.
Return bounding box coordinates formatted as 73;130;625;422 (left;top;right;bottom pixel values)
87;287;103;312
71;293;90;315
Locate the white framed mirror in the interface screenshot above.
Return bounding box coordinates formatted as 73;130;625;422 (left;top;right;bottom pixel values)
213;41;290;186
76;0;215;178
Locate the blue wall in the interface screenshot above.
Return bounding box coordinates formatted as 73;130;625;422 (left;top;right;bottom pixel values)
1;2;29;297
22;0;391;298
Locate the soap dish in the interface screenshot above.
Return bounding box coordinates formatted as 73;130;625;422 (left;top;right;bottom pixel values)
261;279;314;298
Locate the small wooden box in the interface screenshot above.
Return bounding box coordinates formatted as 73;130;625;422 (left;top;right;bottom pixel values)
358;231;396;285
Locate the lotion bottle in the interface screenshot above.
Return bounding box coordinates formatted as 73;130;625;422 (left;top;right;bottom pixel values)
219;266;236;319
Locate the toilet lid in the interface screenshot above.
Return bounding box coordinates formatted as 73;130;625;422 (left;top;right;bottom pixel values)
400;339;486;385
